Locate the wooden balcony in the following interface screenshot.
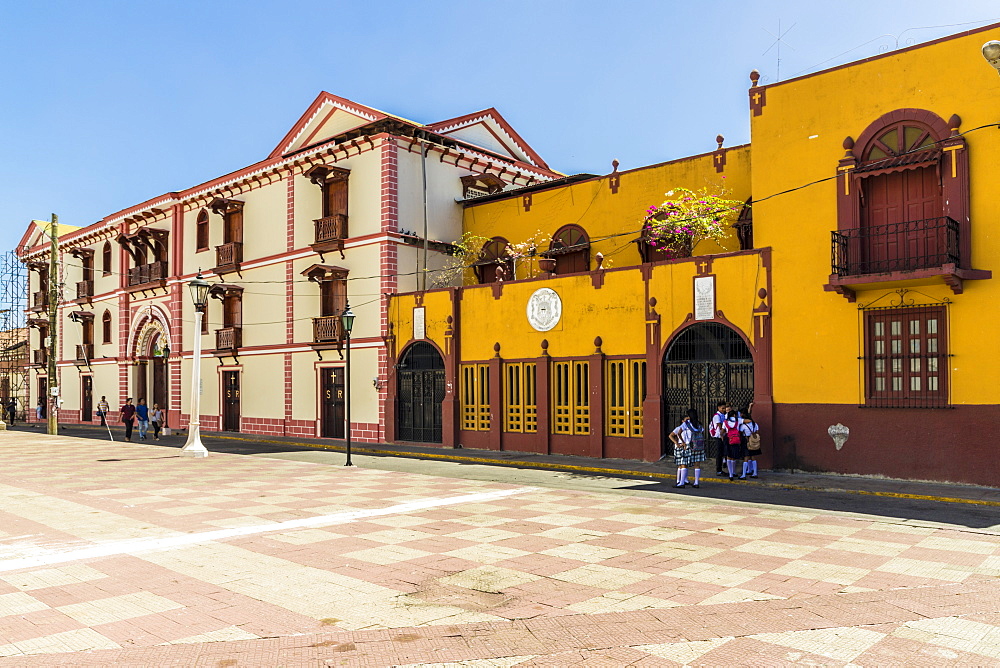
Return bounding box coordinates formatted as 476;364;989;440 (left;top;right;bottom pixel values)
32;349;47;366
76;280;94;301
826;216;990;300
312;316;344;344
127;261;168;288
75;344;94;363
32;291;47;309
214;241;243;274
311;214;348;258
215;326;242;351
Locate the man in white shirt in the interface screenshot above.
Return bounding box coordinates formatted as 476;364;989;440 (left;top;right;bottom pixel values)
710;401;728;476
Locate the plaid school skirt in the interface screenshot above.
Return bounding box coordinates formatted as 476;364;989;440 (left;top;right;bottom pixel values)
675;443;707;466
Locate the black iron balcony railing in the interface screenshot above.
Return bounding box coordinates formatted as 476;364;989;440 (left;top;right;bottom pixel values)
76;280;93;300
127;261;168;287
32;291;48;308
312;315;344;344
314;214;348;244
215;326;242;350
832;216;960;277
76;344;94;362
33;349;47;365
215;241;243;268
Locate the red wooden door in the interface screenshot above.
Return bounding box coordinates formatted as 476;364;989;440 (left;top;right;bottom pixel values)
862;166;941;272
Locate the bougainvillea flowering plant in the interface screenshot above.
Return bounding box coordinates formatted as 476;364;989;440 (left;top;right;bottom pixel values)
642;187;745;259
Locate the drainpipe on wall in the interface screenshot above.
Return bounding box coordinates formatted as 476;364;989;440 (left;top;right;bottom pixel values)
419;137;430;293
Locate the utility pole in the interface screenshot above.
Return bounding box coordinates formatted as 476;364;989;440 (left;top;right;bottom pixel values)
46;213;58;436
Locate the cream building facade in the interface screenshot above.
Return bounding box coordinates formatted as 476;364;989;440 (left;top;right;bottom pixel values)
18;93;557;440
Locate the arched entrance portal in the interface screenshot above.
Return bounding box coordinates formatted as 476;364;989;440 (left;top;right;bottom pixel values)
396;342;445;443
663;323;753;455
130;310;171;415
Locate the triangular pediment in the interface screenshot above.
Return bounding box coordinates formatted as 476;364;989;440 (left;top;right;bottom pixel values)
426;108;549;169
269;92;392;158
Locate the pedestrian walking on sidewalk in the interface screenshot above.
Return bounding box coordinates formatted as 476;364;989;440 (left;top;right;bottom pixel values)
135;398;150;441
35;398;44;421
150;403;163;440
6;398;16;425
669;409;706;489
119;398;136;442
96;395;109;426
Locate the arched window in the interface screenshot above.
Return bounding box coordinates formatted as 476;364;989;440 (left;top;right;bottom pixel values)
833;110;970;284
101;310;112;344
545;225;590;274
474;237;513;284
101;242;112;275
196;210;209;251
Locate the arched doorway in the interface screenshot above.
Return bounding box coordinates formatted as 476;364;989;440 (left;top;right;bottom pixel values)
130;309;171;414
396;342;445;443
663;323;753;455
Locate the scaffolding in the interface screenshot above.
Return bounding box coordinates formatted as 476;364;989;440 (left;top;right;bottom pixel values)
0;246;28;422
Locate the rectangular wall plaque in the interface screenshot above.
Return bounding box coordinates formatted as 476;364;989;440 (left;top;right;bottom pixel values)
694;276;715;321
413;306;426;339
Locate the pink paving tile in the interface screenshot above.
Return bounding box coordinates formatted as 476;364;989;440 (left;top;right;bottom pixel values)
0;611;84;645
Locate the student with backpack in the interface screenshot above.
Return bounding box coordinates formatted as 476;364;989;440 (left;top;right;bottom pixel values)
722;409;745;480
709;401;728;477
740;407;761;479
669;409;707;489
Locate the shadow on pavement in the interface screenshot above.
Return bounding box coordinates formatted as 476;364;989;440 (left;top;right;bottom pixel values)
622;480;1000;530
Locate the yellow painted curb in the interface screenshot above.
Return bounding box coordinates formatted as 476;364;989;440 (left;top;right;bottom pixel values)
204;433;1000;508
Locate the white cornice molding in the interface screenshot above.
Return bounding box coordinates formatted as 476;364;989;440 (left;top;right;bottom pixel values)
280;99;381;156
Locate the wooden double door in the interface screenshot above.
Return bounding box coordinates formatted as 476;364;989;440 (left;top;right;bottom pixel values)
320;368;346;439
222;371;240;432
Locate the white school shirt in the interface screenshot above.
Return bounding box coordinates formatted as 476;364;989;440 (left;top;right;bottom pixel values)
151;409;164;423
739;420;758;437
710;411;726;437
672;420;702;445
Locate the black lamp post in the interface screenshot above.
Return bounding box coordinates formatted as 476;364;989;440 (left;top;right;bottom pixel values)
341;302;355;466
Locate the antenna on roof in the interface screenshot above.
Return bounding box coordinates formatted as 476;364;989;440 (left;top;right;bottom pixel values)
762;20;796;82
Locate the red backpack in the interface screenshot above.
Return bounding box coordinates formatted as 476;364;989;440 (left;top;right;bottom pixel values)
725;420;741;445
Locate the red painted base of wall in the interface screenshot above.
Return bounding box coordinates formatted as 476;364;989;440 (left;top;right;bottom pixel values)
773;403;999;487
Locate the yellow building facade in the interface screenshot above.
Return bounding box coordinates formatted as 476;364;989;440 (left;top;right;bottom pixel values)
388;23;1000;486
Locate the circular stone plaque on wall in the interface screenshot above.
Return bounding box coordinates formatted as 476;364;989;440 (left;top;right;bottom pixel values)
526;287;562;332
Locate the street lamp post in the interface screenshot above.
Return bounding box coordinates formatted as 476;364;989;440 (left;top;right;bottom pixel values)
181;274;210;458
341;303;355;466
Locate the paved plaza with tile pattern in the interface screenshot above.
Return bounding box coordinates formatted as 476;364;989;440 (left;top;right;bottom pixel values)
0;431;997;666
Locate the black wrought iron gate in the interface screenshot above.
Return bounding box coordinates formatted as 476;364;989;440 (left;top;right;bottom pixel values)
396;342;445;443
663;323;753;457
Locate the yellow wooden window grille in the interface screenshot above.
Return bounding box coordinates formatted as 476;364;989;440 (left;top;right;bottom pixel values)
552;360;589;435
606;359;646;438
630;359;646;437
606;360;627;437
461;363;490;431
503;362;537;433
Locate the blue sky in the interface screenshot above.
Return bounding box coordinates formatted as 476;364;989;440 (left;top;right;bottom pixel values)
1;0;997;252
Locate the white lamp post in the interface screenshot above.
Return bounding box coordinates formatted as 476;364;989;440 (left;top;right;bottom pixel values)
181;274;210;458
341;303;355;466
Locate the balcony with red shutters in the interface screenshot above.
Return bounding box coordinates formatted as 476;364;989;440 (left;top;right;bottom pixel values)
306;164;350;261
824;116;990;301
209;198;245;275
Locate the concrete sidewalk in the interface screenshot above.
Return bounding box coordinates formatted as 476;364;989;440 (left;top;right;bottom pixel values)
29;422;1000;508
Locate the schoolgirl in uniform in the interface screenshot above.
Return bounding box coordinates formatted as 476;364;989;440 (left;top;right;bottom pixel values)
740;411;761;479
669;409;706;489
722;409;746;480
